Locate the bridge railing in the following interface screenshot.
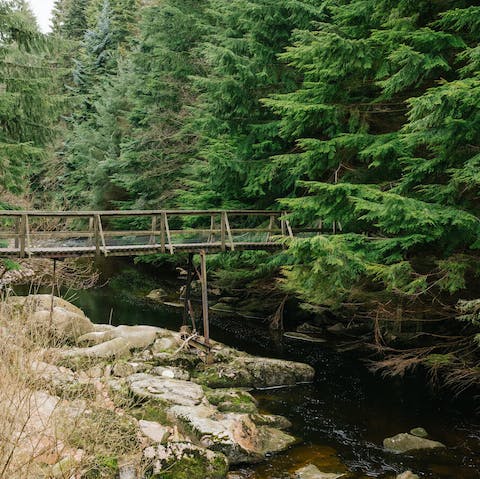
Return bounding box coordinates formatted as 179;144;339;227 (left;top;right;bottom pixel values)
0;210;324;258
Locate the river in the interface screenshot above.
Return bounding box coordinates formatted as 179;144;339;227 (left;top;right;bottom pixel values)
62;261;480;479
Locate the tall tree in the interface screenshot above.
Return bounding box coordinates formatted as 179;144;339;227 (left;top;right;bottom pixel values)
0;0;65;196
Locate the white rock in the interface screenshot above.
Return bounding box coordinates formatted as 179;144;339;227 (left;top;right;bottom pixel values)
139;420;171;444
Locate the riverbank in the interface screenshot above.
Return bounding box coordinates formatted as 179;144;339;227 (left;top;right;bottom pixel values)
0;294;318;478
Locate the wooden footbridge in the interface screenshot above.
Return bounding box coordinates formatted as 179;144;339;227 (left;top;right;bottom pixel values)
0;209;320;354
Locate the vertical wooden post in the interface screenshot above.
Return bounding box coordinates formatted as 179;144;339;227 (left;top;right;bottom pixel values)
220;212;226;251
209;215;216;243
183;253;195;330
150;216;157;245
267;215;275;242
14;217;20;249
93;215;100;256
160;213;166;253
88;217;94;246
199;250;210;347
19;214;26;258
25;214;31;257
281;211;287;236
224;212;234;251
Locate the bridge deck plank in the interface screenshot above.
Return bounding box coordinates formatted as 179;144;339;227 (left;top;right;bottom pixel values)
0;241;282;259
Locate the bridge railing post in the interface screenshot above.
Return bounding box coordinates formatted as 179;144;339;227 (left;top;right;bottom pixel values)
220;212;226;251
150;215;157;245
19;214;27;258
224;212;234;251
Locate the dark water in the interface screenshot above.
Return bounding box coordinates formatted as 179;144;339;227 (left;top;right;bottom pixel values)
65;262;479;479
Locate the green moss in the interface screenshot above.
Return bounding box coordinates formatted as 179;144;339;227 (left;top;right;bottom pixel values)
423;353;455;366
130;399;170;425
84;455;118;479
205;388;257;413
149;450;228;479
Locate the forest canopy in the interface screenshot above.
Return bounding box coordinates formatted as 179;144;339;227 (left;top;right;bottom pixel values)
1;0;479;387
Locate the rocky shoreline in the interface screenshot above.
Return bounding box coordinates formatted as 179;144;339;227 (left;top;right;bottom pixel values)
1;294;315;478
0;294;450;479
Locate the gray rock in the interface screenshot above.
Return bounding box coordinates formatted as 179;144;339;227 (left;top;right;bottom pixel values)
139;420;171;444
151;337;178;353
295;465;345;479
194;356;315;388
127;373;204;406
250;413;292;430
383;433;446;453
152;366;190;381
113;361;150;377
168;404;296;464
30;307;94;341
61;337;132;359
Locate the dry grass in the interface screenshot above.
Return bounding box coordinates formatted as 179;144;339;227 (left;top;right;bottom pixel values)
0;292;145;479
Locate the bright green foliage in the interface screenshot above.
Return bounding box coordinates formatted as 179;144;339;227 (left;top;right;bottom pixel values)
265;1;480;304
0;0;65;195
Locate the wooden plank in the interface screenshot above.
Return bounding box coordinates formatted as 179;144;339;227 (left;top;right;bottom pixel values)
19;214;26;258
0;209;284;217
160;214;166;253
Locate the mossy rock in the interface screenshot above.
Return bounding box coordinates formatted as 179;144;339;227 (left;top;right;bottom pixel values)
131;399;171;425
145;443;228;479
205;388;258;413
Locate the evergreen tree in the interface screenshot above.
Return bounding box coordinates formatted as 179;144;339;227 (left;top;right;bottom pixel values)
0;0;65;195
262;1;480;309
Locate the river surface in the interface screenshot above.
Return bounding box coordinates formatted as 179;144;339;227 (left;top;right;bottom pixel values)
63;262;479;479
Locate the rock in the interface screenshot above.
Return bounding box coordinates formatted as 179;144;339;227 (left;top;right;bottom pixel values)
205;388;258;413
297;322;324;334
152;365;190;381
295;465;344;479
151;336;179;353
30;360;77;389
94;323;117;332
250;414;292;430
139;420;171;444
113;361;150;377
284;332;326;343
61;337;132;360
168;404;297;464
153;351;202;369
383;433;446;453
127;373;204;406
144;442;228;479
396;472;420;479
78;325;162;350
118;463;137;479
146;288;168;302
8;294;85;317
30;307;95;342
51;456;79;479
327;323;346;334
410;427;428;438
194;356;315;388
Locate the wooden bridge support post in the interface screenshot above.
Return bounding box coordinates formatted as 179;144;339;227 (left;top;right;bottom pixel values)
199;250;210;348
183;253;195;331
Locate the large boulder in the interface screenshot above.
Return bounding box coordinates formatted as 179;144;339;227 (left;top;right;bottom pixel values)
8;295;85;317
143;442;228;479
383;433;446;453
168;404;296;464
30;307;95;342
77;325;163;349
139;420;171;444
127;373;204;406
60;337;132;360
194;356;315;388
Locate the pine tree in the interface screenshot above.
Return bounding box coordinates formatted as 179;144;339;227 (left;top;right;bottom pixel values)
262;1;480;307
0;0;65;195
